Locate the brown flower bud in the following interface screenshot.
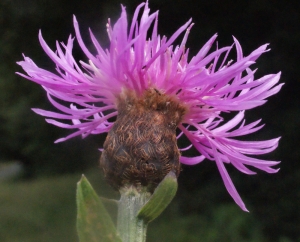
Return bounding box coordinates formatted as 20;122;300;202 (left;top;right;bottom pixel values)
100;88;187;192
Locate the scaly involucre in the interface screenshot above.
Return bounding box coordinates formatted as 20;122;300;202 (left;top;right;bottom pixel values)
17;1;283;211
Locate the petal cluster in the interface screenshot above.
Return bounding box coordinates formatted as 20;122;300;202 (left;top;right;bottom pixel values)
17;1;283;211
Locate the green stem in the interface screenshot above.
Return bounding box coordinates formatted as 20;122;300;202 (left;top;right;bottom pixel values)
117;186;151;242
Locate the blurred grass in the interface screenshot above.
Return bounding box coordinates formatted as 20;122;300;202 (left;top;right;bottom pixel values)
0;173;78;242
0;169;276;242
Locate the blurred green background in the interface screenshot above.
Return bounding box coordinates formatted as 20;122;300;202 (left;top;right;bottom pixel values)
0;0;298;241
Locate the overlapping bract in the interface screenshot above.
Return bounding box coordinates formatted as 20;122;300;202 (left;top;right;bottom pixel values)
17;1;283;211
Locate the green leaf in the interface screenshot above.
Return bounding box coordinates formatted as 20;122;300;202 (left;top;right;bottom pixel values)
76;175;122;242
137;171;178;223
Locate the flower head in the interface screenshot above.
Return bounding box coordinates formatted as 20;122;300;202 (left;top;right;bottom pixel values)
17;1;283;211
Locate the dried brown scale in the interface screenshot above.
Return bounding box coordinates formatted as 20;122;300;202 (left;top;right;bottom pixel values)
100;88;188;192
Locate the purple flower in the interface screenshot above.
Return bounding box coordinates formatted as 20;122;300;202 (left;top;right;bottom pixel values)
17;1;282;211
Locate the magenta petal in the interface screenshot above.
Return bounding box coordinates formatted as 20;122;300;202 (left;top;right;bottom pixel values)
180;155;205;165
214;153;249;212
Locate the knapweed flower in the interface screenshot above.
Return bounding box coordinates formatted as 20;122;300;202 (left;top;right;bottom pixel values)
17;1;282;211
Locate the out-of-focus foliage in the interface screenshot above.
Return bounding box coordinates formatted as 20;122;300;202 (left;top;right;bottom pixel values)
148;205;266;242
0;0;299;241
2;170;294;242
1;170;297;242
0;172;79;242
